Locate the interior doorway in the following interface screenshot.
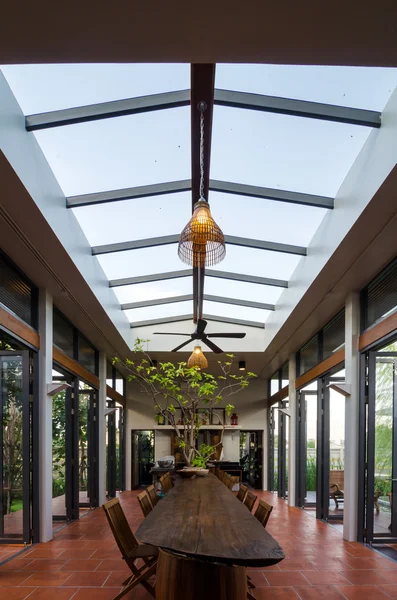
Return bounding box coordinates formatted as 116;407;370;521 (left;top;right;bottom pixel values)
131;430;155;489
239;431;263;489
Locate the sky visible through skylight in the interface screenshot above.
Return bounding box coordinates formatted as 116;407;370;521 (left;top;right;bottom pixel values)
1;63;397;334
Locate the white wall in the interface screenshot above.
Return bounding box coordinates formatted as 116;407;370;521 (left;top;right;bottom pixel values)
124;378;267;488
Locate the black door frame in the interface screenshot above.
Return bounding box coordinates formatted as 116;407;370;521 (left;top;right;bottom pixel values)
131;430;155;489
362;343;397;544
0;350;31;544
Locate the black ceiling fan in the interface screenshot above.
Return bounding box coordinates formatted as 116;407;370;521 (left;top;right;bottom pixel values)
153;318;246;354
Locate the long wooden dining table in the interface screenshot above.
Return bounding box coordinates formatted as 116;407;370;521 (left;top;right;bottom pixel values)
136;473;284;600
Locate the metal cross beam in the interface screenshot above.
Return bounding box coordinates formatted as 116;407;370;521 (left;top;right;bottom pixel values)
209;180;334;209
66;180;191;208
109;269;288;288
67;178;333;209
92;234;306;256
121;294;275;311
214;89;381;128
25;90;190;131
130;314;265;329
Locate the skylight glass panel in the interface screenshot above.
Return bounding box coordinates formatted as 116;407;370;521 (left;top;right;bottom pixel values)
204;278;284;305
112;277;193;305
216;65;397;111
202;300;269;323
97;245;183;280
208;191;327;247
1;64;190;114
33;107;190;196
72;192;191;246
210;245;301;281
125;301;192;323
211;106;371;197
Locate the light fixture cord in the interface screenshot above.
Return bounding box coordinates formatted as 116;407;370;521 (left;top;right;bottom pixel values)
199;102;205;200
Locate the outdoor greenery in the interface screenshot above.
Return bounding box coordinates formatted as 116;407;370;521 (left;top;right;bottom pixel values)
115;339;256;466
306;456;317;491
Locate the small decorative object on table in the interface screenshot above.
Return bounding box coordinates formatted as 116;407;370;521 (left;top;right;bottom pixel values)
177;468;197;479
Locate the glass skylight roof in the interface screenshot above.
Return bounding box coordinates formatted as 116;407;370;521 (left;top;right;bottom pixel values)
34;107;191;196
211;106;371;197
2;62;396;338
216;65;397;111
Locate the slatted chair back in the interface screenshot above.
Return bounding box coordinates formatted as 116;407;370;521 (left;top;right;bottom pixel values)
223;473;231;486
103;497;138;558
137;490;153;518
160;473;172;494
254;499;273;528
165;472;174;488
226;476;235;490
236;484;248;502
147;484;159;507
244;490;257;512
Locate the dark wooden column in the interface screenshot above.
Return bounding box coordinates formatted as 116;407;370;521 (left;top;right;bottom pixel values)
190;64;215;322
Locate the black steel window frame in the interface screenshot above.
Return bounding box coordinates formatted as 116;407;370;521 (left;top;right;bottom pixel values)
268;363;289;495
107;362;126;396
360;256;397;334
296;309;345;377
0;249;38;330
53;307;99;376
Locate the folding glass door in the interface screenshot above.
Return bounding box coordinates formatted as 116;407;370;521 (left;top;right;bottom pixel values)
268;402;289;498
0;351;31;543
364;342;397;543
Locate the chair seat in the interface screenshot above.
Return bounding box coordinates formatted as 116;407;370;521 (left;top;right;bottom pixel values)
127;544;159;559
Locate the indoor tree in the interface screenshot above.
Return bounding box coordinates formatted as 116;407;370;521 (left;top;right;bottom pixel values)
114;339;256;467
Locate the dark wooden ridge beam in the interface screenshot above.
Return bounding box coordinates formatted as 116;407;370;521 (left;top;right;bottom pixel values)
191;64;215;323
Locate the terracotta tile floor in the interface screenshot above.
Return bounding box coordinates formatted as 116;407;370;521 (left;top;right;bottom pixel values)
0;490;396;599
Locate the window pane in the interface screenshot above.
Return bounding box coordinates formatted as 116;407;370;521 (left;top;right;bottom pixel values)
204;277;284;305
216;64;397;111
209;191;327;247
211;106;371;197
72;192;191;246
203;300;269;323
1;63;190;114
125;300;192;323
112;277;193;304
210;245;301;281
97;245;183;280
34;107;190;196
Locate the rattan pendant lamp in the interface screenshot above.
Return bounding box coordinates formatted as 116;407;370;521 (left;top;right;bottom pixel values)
178;102;226;268
187;345;208;370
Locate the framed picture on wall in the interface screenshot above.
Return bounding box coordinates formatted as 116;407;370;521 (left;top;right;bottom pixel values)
210;408;226;426
197;408;211;426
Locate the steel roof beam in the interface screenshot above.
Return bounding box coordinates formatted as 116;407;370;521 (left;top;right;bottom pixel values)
109;269;287;289
214;89;381;128
25;90;191;131
130;314;265;329
92;234;306;256
209;180;334;209
121;294;275;311
67;180;191;208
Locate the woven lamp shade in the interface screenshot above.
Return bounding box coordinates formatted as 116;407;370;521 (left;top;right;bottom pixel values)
187;346;208;369
178;200;226;268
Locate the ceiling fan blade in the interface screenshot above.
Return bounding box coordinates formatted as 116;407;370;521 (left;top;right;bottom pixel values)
202;337;223;354
153;332;191;336
196;319;207;336
172;338;194;352
207;333;246;339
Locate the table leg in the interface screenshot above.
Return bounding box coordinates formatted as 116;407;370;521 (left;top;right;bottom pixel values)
155;548;247;600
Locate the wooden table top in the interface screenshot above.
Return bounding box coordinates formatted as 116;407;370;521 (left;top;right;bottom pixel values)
136;474;284;567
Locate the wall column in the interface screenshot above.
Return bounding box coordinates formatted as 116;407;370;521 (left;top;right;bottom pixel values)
98;352;107;506
38;288;53;542
288;353;297;507
344;292;360;541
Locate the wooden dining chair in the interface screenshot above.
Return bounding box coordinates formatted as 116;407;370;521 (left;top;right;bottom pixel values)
102;497;158;600
254;499;273;528
165;472;174;488
160;473;172;494
137;490;153;518
236;484;248;503
147;484;159;507
243;490;257;512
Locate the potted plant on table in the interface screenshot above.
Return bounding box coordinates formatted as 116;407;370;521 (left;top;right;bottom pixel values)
114;339;256;467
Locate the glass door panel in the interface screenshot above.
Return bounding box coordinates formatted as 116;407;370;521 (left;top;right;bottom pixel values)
0;351;30;543
297;383;318;509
